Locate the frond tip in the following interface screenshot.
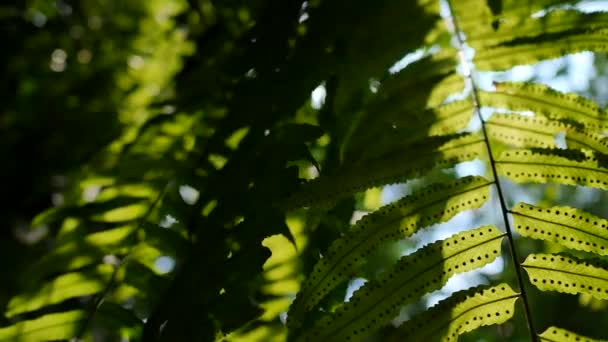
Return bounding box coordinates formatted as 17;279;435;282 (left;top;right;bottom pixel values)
522;253;608;300
539;326;604;342
512;203;608;255
389;283;518;342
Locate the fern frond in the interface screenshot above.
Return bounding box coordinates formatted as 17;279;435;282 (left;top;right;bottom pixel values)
24;224;138;283
523;253;608;300
389;283;518;342
496;148;608;189
479;82;608;129
427;72;467;108
539;326;604;342
378;49;459;100
287;176;492;328
348;99;475;163
285;133;486;209
6;264;114;318
512;203;608;255
453;0;575;23
465;10;608;49
343;48;466;164
565;128;608;154
474;29;608;71
486;113;565;148
299;225;505;342
0;310;86;342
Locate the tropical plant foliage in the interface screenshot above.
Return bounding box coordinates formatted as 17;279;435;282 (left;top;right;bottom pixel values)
4;0;608;341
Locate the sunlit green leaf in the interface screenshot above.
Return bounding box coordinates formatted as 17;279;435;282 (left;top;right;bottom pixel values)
299;226;504;342
523;253;608;300
486;113;564;148
0;310;85;342
539;326;604;342
7;264;113;317
496;148;608;189
512;202;608;255
285;133;486;209
479;82;608;129
390;283;518;341
287;176;492;328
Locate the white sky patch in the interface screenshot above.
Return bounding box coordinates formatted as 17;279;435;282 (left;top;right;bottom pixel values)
345;278;367;301
83;185;101;202
568;52;595;91
389;49;427;74
424;256;504;308
311;84;326;109
155;256;176;274
455;159;486;178
128;55;145;69
179;185;200;205
576;0;608;12
159;214;178;228
381;183;408;204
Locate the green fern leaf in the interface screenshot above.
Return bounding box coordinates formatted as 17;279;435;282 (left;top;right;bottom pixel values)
347;99;475;163
389;283;518;342
285;133;486;209
522;253;608;300
465;10;608;49
299;225;505;342
0;310;86;342
25;224;137;282
486;113;565;148
479;82;608;129
473;29;608;71
512;202;608;255
6;264;114;318
427;73;467;108
565;128;608;154
454;0;575;25
496;148;608;189
413;99;474;137
486;115;608;153
539;326;604;342
287;176;492;328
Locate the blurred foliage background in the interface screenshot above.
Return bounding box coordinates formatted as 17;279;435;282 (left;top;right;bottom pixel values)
2;0;608;341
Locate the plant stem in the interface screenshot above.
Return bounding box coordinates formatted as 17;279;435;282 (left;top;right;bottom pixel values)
443;2;538;341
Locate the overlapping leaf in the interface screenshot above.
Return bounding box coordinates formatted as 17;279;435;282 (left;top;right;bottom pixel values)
298;226;505;342
389;283;518;342
287;176;492;328
347;99;474;163
479;82;608;129
539;326;604;342
523;253;608;300
285;133;486;209
512;203;608;255
486;113;565;148
496;148;608;189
